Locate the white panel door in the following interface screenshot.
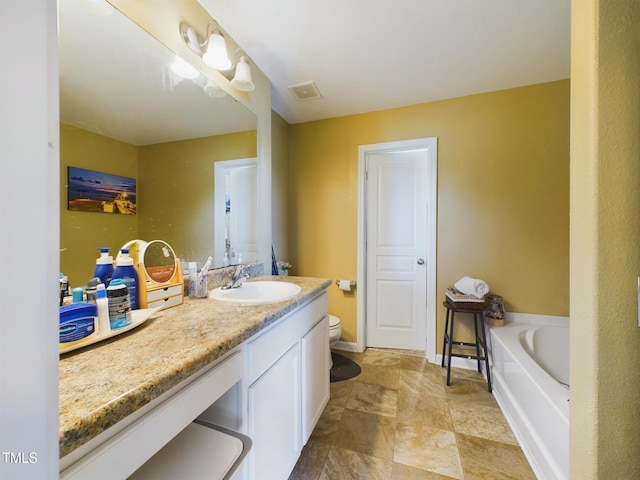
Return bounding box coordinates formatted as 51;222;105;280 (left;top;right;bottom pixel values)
229;164;257;262
365;150;429;350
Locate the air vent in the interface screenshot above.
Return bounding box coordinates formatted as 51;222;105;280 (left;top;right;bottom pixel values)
288;81;323;101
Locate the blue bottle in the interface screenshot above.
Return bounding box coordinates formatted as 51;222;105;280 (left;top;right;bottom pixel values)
112;248;139;310
94;248;114;286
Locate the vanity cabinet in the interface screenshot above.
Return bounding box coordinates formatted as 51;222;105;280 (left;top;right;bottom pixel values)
246;291;329;480
59;282;330;480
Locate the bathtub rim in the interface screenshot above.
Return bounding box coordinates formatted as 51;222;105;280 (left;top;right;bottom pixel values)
489;312;569;480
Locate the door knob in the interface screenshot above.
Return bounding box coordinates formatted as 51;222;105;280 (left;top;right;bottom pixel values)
417;258;425;265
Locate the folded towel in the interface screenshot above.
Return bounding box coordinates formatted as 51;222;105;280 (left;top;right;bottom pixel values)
454;276;489;299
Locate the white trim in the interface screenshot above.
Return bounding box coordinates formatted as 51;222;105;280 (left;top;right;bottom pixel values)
503;312;569;327
332;340;365;353
214;157;258;267
357;138;438;361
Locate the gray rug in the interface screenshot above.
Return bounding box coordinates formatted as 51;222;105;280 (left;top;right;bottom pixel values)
330;352;361;382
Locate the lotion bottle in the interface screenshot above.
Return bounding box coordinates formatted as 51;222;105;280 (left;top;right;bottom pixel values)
95;283;110;335
94;248;114;286
112;248;139;310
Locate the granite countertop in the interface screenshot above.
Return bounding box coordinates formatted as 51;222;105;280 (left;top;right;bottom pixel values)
59;275;331;459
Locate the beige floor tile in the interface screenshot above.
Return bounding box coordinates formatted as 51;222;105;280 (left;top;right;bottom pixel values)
310;412;342;444
399;369;446;398
332;408;397;460
394;422;464;479
290;349;536;480
346;382;398;418
362;349;402;366
288;438;331;480
400;355;441;373
456;432;536;480
319;446;393;480
397;391;453;431
443;377;496;405
354;362;400;390
449;401;518;445
327;380;354;409
392;462;459;480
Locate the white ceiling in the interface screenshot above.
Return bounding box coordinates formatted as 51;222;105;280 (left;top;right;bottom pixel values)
199;0;571;125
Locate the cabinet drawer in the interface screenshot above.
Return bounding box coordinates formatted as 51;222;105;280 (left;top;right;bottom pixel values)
147;284;183;302
247;292;327;384
148;294;183;310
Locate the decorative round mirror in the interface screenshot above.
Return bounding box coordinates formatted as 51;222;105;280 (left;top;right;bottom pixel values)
141;240;177;284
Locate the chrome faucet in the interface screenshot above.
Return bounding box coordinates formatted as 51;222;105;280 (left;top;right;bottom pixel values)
222;264;249;290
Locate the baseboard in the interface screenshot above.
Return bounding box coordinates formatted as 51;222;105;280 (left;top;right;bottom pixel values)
333;340;364;353
435;354;489;372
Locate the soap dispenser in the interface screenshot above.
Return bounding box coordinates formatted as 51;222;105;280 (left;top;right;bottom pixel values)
112;248;139;310
94;248;114;286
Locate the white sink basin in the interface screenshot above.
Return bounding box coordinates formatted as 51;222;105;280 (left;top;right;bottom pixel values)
209;280;302;304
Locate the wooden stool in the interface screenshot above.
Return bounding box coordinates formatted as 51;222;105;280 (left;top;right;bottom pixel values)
441;300;492;392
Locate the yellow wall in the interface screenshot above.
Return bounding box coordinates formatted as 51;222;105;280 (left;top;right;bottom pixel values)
570;0;640;477
271;110;291;261
138;131;256;263
60;124;139;286
289;80;570;346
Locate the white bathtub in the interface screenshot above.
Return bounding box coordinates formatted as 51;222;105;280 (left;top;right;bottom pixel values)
489;315;569;480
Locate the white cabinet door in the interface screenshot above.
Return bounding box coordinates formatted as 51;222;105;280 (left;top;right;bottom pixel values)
248;344;301;480
301;316;330;443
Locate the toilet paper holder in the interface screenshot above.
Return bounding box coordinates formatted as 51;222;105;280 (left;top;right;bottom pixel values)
336;279;356;287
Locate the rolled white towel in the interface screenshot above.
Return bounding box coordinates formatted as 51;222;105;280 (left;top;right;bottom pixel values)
454;276;489;299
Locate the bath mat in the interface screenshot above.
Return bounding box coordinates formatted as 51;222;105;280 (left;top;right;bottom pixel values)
330;353;361;383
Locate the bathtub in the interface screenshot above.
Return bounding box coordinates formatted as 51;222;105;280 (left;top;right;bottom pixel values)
489;315;569;480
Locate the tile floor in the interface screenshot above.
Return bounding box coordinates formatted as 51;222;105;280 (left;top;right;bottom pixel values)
289;349;536;480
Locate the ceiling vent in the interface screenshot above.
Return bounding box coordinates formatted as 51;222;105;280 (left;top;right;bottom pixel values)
288;81;323;101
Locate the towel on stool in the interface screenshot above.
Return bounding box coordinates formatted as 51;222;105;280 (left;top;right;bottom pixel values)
454;276;489;299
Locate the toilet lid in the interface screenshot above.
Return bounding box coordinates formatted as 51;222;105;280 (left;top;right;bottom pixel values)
328;315;340;328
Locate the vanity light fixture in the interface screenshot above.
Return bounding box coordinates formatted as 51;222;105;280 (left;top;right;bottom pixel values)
180;20;232;70
179;20;256;92
204;81;227;98
170;56;200;79
230;54;255;92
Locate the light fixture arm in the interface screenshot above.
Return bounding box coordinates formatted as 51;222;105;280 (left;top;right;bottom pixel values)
180;20;218;57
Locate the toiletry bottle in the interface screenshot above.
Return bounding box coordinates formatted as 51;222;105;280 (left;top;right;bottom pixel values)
106;279;131;330
95;283;110;335
112;248;139;310
94;248;114;286
72;287;84;303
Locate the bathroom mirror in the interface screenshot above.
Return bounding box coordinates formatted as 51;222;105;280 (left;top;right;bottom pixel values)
59;0;258;286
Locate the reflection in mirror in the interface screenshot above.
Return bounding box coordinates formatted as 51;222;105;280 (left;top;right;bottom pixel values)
59;0;258;287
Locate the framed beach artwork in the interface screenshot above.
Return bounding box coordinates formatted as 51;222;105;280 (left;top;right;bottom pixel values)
67;166;137;215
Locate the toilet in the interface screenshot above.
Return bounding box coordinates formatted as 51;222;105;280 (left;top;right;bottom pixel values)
328;314;342;347
328;315;342;369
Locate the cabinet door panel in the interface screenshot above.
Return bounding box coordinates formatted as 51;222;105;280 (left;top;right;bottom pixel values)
301;316;330;443
248;344;301;480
